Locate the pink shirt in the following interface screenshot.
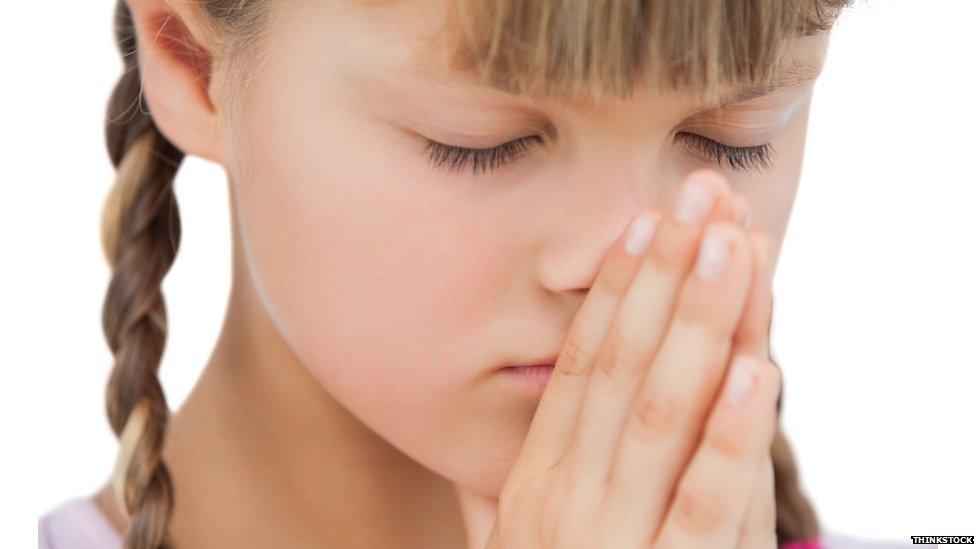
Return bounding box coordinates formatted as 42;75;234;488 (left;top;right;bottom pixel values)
38;498;121;549
38;496;932;548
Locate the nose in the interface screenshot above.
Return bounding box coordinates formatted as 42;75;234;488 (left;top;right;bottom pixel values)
534;167;733;295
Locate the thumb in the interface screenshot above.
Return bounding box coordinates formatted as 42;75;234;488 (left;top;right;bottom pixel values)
453;483;500;549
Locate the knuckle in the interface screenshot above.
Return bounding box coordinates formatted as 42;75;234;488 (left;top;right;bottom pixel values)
555;336;592;379
671;476;728;536
671;304;734;351
594;332;638;380
643;229;692;279
704;416;752;460
596;254;637;297
629;385;684;443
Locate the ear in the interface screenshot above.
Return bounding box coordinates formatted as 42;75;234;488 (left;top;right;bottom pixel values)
125;0;225;165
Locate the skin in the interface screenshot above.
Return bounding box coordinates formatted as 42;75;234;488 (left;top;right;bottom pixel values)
94;0;830;546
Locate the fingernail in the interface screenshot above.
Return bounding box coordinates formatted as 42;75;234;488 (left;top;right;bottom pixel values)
723;355;759;407
674;175;716;225
624;211;658;256
695;224;732;282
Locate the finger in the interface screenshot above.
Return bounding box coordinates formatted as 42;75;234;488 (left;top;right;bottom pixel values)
602;221;755;540
729;190;751;229
512;208;662;476
562;170;734;486
733;230;774;359
720;190;771;360
721;188;743;224
453;483;501;549
654;355;782;548
728;231;777;548
737;453;777;549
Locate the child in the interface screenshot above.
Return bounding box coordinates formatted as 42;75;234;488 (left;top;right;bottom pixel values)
41;0;928;547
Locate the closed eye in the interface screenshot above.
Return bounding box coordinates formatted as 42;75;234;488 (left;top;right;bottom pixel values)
674;132;775;173
422;135;544;175
421;132;774;175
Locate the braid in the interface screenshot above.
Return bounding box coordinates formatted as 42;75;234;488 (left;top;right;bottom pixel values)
772;427;821;541
767;293;822;542
102;1;185;547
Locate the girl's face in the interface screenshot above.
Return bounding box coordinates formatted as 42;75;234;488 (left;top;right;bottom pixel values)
219;0;828;496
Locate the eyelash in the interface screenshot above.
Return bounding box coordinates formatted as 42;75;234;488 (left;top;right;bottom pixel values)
673;132;774;173
422;132;774;175
423;136;543;175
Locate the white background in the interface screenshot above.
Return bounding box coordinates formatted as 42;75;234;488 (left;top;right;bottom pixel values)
4;0;975;546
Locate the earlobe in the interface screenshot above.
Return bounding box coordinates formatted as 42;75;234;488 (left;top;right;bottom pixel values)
125;0;225;165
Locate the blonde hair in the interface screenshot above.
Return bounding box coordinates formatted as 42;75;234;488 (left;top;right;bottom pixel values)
447;0;847;105
102;0;850;547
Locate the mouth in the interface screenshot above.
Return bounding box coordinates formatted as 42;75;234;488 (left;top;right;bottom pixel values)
503;352;560;370
499;363;556;394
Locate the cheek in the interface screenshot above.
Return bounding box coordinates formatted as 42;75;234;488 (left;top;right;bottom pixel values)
225;76;521;489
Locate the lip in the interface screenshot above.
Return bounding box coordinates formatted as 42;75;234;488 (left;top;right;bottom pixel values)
504;352;560;370
500;363;556;395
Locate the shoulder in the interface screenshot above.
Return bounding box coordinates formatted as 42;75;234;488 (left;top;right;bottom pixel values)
821;528;937;548
38;497;122;549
